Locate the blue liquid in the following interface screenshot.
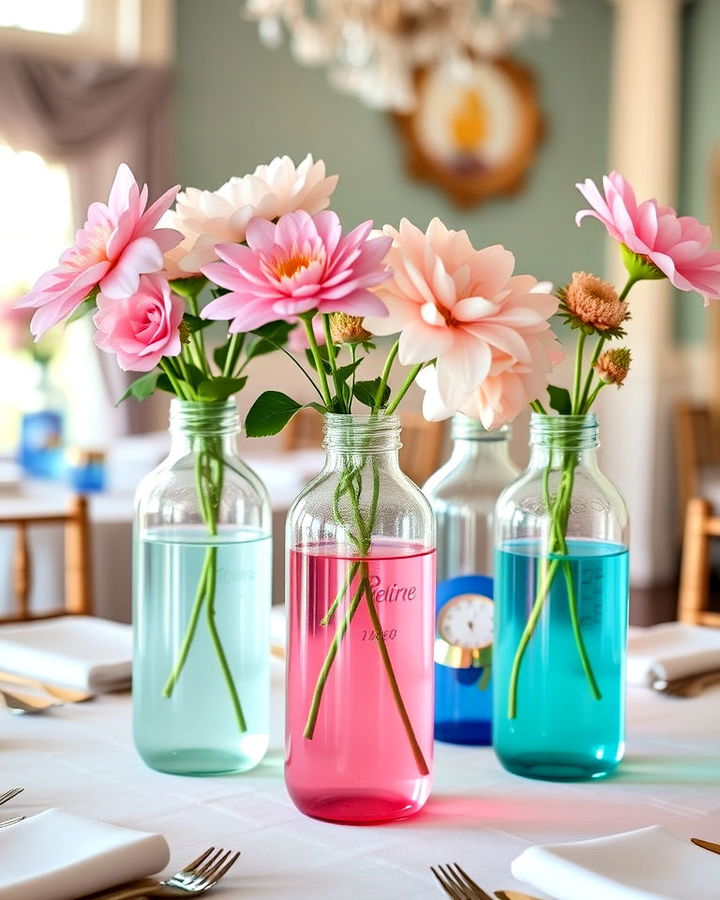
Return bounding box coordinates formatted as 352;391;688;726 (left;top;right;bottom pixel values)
133;526;272;776
493;539;628;781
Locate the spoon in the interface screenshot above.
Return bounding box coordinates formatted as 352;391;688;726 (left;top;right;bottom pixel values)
0;672;93;703
0;688;59;714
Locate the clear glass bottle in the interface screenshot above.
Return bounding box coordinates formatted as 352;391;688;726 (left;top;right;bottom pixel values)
423;415;518;745
133;399;272;776
493;414;629;781
285;413;435;824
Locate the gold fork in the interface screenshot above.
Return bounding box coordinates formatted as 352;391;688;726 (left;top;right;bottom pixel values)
430;863;494;900
86;847;240;899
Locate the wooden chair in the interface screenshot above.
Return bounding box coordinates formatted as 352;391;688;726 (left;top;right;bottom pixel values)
0;495;92;624
398;413;446;486
678;497;720;627
675;401;720;520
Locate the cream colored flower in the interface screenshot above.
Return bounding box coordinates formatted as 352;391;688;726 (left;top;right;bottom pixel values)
162;155;338;278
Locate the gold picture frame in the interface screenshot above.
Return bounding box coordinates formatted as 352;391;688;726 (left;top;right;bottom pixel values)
394;57;544;208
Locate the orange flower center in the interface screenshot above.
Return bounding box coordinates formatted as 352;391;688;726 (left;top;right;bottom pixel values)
275;253;312;279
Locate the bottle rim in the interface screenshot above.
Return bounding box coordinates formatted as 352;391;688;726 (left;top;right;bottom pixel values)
529;412;599;449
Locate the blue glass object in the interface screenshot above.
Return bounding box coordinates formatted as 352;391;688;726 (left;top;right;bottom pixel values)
493;539;629;781
19;410;63;479
67;451;105;493
434;573;494;744
423;417;518;746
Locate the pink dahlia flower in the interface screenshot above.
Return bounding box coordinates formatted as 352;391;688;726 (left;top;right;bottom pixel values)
363;218;561;415
163;155;339;278
17;164;181;337
418;331;564;428
93;274;184;372
576;171;720;302
200;210;391;332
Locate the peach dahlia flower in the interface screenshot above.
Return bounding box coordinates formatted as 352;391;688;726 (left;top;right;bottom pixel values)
363;217;562;417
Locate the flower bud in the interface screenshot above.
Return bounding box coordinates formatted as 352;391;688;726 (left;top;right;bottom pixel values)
595;347;631;386
178;319;191;344
328;313;372;345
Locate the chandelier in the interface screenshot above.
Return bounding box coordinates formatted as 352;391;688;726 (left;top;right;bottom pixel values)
245;0;557;112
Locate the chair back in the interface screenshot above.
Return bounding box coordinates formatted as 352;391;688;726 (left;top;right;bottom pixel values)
282;408;325;451
0;495;92;624
675;401;720;517
399;413;446;486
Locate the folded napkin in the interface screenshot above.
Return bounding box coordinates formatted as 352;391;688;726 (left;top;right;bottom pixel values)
0;809;169;900
511;825;720;900
626;622;720;687
0;616;132;692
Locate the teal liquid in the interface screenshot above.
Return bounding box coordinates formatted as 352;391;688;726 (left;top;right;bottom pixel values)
133;526;272;776
493;539;628;781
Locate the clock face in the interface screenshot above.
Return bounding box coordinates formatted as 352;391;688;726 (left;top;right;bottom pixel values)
437;593;493;650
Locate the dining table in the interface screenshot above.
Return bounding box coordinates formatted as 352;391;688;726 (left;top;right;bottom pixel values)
2;663;720;898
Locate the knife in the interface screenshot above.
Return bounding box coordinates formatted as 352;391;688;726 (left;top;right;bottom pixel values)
495;891;544;900
691;837;720;855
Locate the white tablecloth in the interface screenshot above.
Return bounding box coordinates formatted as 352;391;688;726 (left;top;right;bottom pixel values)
2;682;719;899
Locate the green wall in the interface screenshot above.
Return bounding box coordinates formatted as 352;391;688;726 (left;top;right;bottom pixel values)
175;0;612;290
677;0;720;344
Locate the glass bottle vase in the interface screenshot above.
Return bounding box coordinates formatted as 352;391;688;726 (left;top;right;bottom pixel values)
285;413;436;824
133;399;272;776
423;416;518;746
493;414;629;781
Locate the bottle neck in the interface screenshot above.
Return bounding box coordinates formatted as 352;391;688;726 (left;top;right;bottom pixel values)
448;415;513;466
168;399;240;456
323;413;401;470
528;413;599;469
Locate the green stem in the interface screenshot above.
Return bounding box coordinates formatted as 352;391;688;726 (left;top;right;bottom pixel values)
161;551;212;696
185;289;211;378
205;546;248;731
385;363;423;416
321;314;345;409
582;380;606;413
579;335;607;412
160;360;191;400
572;331;586;414
562;559;602;700
302;313;332;408
531;399;548;415
222;333;245;378
373;341;399;412
360;562;429;775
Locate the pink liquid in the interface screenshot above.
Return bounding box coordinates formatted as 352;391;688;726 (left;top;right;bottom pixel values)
286;541;436;824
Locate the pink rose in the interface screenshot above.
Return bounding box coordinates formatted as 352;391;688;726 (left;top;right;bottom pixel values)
93;274;184;372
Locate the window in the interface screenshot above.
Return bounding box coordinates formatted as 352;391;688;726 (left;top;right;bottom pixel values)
0;145;109;452
0;0;173;64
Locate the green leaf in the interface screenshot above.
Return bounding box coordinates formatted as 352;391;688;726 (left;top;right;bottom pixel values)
304;348;333;375
182;313;213;333
182;363;205;390
156;373;175;394
245;391;304;437
353;378;389;409
169;276;208;300
547;385;572;416
67;294;98;324
209;286;231;299
213;343;230;371
335;358;363;382
246;321;293;360
116;371;160;405
197;376;247;401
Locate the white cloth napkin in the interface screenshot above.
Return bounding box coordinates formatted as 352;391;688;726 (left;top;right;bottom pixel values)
626;622;720;687
511;825;720;900
0;808;169;900
0;616;132;691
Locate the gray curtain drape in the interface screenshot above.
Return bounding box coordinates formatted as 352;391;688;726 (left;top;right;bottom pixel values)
0;48;173;434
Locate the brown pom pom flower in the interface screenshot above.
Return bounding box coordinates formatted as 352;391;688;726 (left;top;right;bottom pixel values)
558;271;629;337
329;313;372;345
595;347;631;386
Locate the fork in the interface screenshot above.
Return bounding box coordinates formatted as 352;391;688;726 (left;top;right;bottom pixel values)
90;847;241;899
0;816;25;829
430;863;494;900
0;688;59;714
0;787;23;806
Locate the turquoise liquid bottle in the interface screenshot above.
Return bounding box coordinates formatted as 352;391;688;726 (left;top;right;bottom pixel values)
133;400;272;776
423;416;518;745
493;414;629;781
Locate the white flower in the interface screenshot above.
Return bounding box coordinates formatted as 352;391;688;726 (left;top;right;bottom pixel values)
162;155;338;278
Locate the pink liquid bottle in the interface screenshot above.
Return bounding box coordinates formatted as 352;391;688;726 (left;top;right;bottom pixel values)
285;413;436;824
